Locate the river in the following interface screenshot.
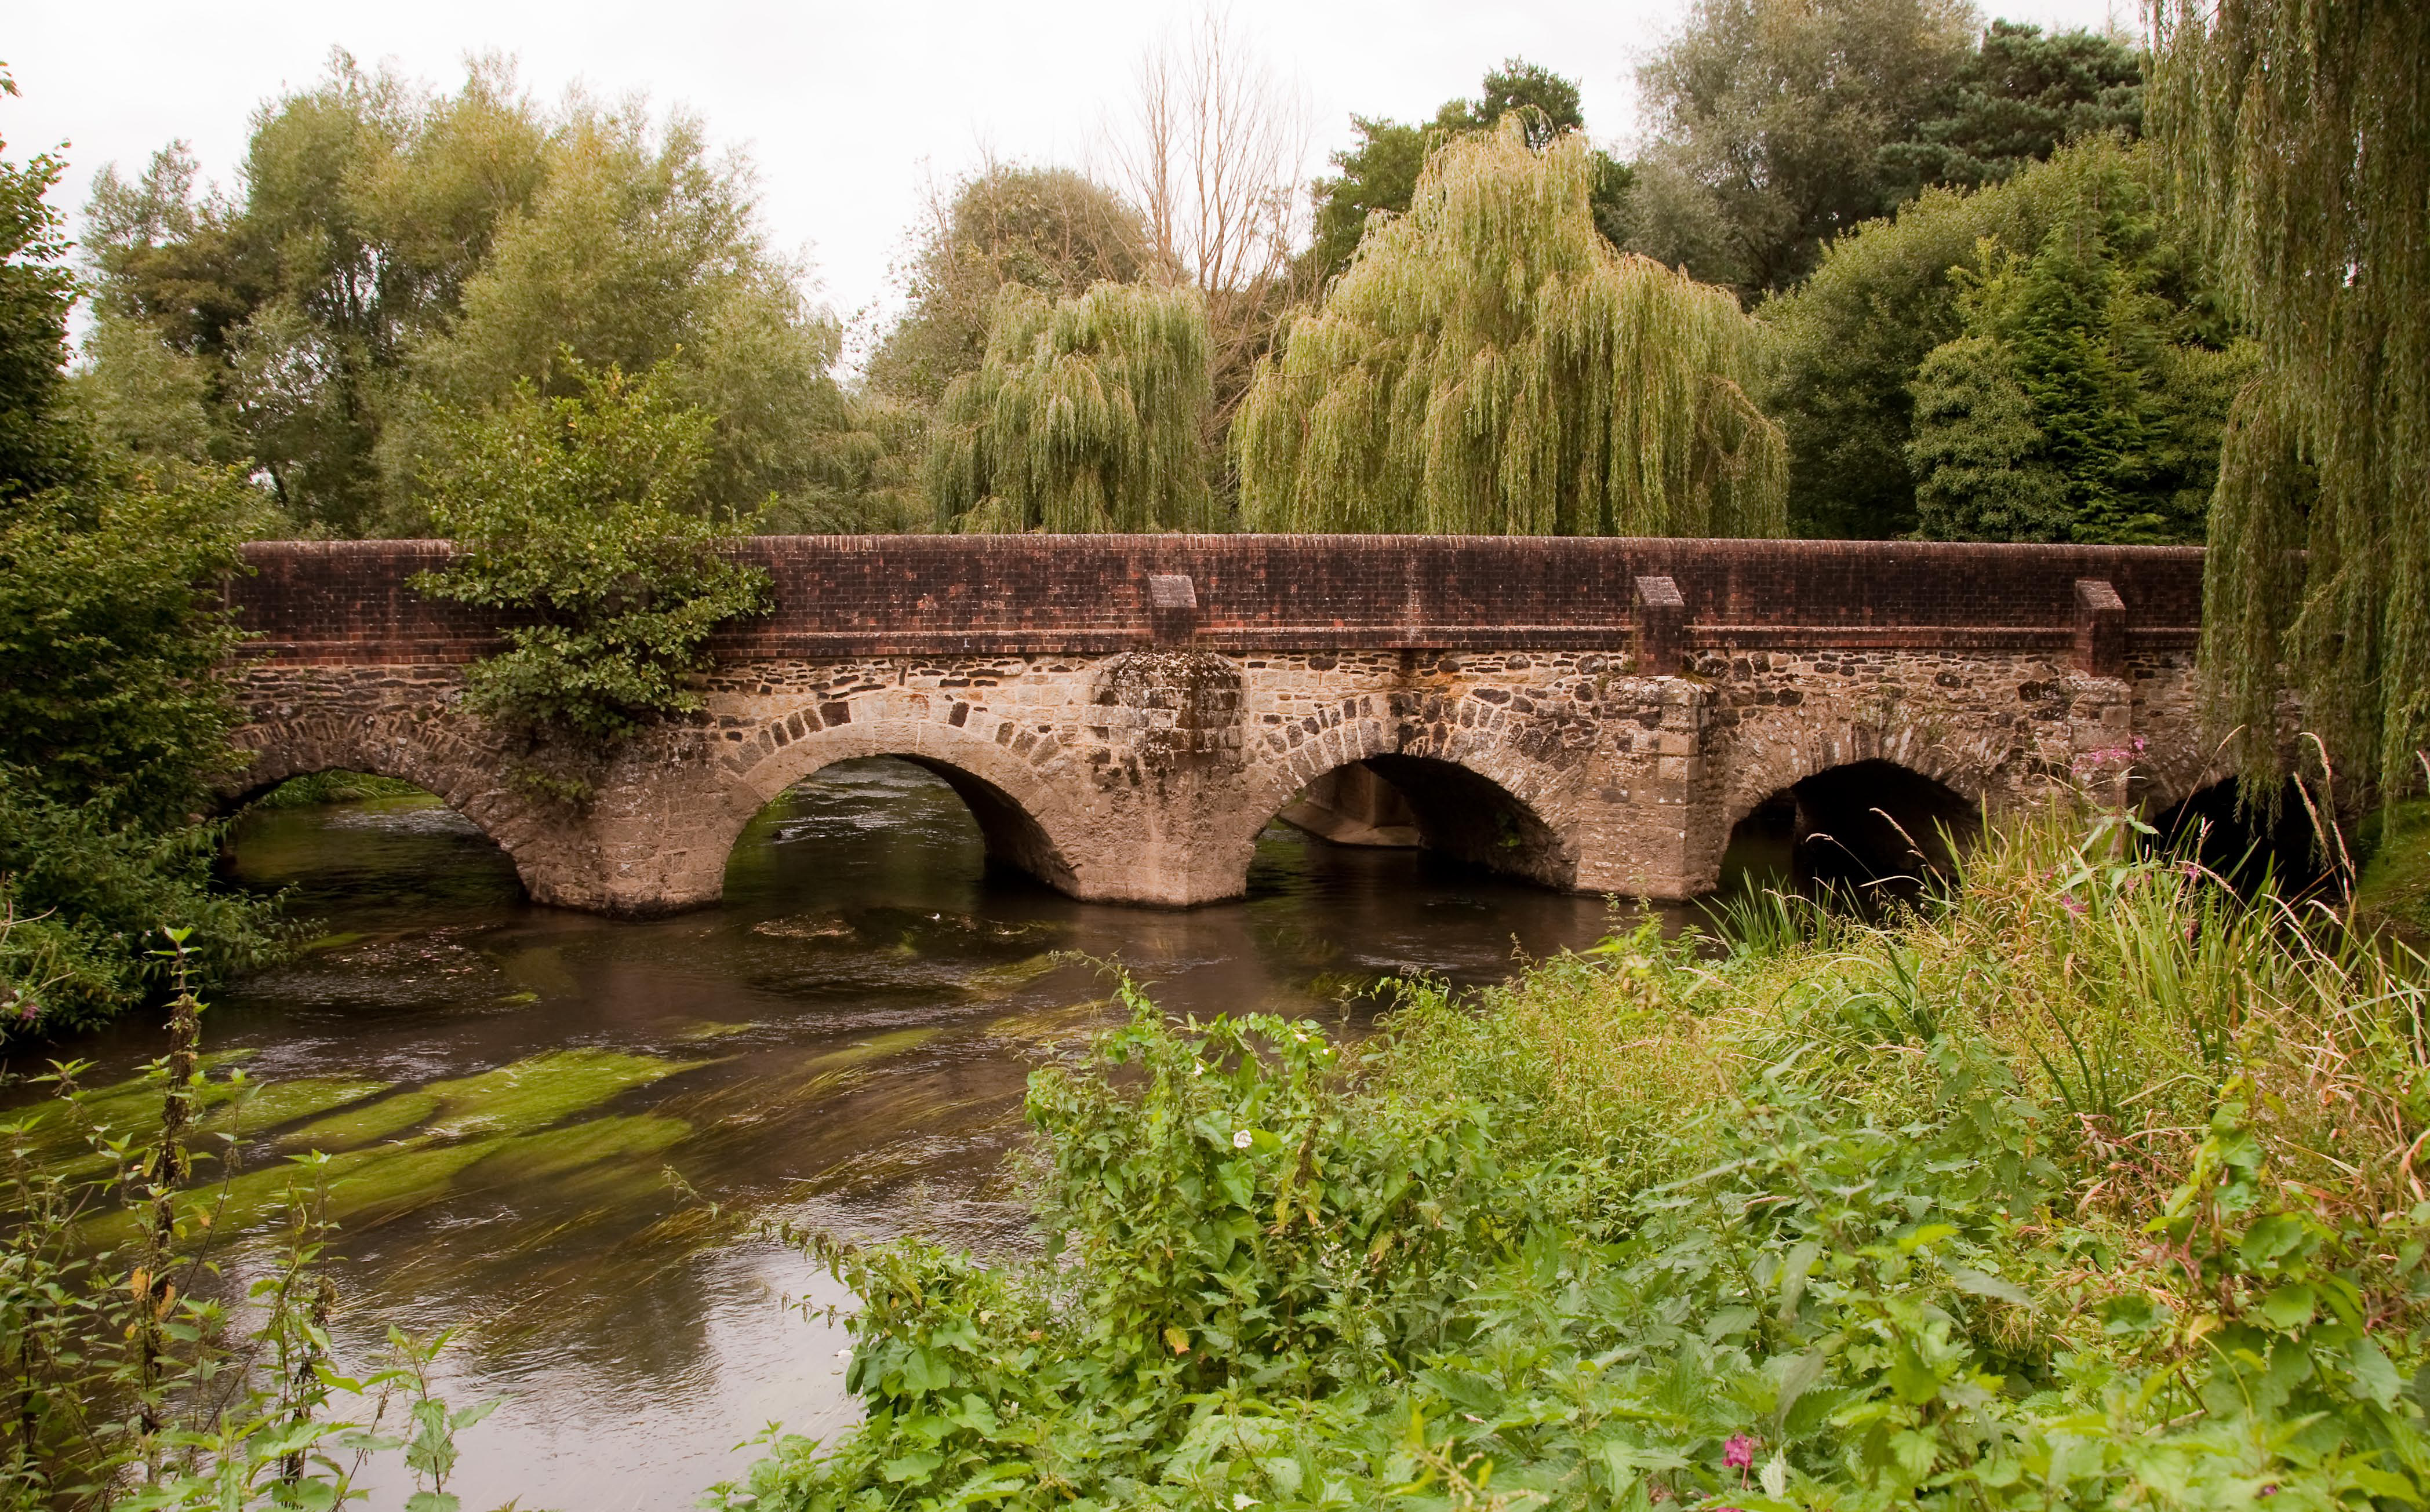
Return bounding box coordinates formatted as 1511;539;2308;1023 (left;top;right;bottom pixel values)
6;759;1736;1509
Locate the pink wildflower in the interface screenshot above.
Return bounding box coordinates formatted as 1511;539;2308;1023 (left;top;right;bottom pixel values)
1725;1434;1757;1471
2060;895;2089;917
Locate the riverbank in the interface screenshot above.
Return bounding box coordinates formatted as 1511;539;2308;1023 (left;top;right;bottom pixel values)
718;807;2430;1510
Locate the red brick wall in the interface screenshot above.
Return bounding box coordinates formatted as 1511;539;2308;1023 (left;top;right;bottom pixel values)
229;535;2207;665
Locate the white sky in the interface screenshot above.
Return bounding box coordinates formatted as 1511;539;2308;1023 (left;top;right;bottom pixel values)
11;0;2136;356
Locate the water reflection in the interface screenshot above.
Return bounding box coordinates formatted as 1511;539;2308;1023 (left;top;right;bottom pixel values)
14;758;1681;1509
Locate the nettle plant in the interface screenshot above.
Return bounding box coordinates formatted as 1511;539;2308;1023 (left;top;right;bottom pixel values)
414;356;772;802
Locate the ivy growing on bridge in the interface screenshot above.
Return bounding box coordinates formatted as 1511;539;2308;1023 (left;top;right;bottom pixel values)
414;356;772;801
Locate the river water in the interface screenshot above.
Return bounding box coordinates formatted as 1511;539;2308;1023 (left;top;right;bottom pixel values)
9;759;1714;1509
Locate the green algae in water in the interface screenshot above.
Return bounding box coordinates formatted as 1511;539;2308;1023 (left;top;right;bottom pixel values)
960;953;1064;1001
282;1048;707;1152
281;1091;441;1153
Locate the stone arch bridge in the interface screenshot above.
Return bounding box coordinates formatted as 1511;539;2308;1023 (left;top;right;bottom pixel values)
225;535;2219;915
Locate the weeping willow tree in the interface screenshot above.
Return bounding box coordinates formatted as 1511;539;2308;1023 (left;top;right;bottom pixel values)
1235;121;1785;537
926;282;1216;533
2151;1;2429;803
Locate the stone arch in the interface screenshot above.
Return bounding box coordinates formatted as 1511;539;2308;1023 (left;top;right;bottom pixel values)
679;695;1098;909
1224;701;1580;891
223;711;589;907
1715;702;2007;843
1725;757;1983;895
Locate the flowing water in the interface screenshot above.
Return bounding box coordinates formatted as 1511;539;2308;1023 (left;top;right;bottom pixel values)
10;759;1698;1509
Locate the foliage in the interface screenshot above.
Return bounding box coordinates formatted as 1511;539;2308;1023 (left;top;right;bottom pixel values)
2151;1;2430;807
1307;59;1631;285
412;358;772;789
1626;0;1980;297
2354;795;2430;945
1762;137;2226;538
867;164;1150;410
1;935;492;1507
1908;184;2246;543
0;68;89;502
0;91;283;1039
926;283;1216;534
81;52;864;535
1238;123;1785;537
716;812;2430;1511
1880;20;2145;198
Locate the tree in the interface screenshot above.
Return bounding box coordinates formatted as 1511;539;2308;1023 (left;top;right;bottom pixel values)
2151;0;2430;804
1908;192;2243;544
1880;20;2144;196
926;283;1215;534
1106;10;1308;473
1307;59;1631;286
81;53;860;537
867;163;1149;409
1627;0;1981;297
0;72;279;1030
398;102;849;532
413;358;772;797
1236;124;1785;538
1762;137;2224;537
0;71;85;500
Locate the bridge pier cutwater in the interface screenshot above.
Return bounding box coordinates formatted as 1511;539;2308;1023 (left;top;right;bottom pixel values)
223;535;2222;915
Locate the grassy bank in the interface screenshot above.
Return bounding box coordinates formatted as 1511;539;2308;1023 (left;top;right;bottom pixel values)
716;809;2430;1511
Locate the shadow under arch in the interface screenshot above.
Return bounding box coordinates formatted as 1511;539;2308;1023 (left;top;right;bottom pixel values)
218;767;532;909
218;730;563;902
1260;755;1576;890
713;720;1088;902
2147;775;2333;896
1721;759;1982;901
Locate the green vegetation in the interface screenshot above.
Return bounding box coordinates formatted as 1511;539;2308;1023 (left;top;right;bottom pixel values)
2356;797;2430;945
1238;124;1784;537
0;72;282;1038
1305;59;1631;286
2152;1;2430;810
410;357;772;797
718;813;2429;1510
249;771;424;808
1763;138;2231;541
79;54;855;537
928;283;1217;534
1;941;493;1506
1906;156;2243;545
1878;20;2144;198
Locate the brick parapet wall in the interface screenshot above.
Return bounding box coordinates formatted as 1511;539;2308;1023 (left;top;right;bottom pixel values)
228;535;2207;665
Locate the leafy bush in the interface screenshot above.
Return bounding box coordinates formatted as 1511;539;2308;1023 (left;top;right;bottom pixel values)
1;935;490;1506
413;357;772;798
0;471;286;1040
716;814;2430;1511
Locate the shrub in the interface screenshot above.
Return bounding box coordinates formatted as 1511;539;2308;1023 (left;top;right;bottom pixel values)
715;813;2430;1511
412;356;772;799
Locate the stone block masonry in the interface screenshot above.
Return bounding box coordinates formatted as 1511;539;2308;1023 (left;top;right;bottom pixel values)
223;535;2221;916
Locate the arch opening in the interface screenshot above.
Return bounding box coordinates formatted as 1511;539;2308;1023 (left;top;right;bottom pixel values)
219;769;528;910
2147;777;2333;897
1274;756;1574;889
723;755;1079;906
1722;760;1981;902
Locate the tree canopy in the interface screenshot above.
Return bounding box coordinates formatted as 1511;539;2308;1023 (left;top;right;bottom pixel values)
80;53;854;536
1237;123;1784;538
927;282;1216;534
2151;0;2430;804
1879;20;2144;198
1307;59;1629;286
1761;137;2227;539
865;164;1150;410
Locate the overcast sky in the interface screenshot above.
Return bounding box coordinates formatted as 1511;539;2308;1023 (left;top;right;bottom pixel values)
11;0;2136;356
